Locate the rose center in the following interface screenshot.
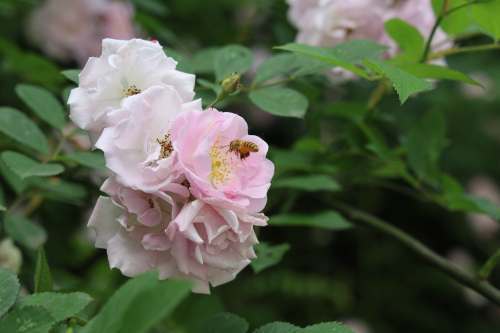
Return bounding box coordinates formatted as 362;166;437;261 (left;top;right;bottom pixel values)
209;143;233;187
123;85;141;97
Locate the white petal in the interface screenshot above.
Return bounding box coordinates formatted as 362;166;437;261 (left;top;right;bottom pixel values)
88;196;122;248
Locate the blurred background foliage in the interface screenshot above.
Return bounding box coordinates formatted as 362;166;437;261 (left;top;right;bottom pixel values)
0;0;500;332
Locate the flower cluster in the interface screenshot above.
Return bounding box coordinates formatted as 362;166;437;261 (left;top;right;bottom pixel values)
28;0;136;65
287;0;450;67
69;39;274;293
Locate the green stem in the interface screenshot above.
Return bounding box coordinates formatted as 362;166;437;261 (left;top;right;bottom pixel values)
420;0;492;62
420;0;448;62
428;43;500;60
335;202;500;306
367;81;387;110
479;248;500;281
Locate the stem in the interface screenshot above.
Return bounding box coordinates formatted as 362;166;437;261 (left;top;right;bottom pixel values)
367;81;387;110
420;0;491;62
420;1;447;62
479;248;500;281
335;202;500;306
427;43;500;60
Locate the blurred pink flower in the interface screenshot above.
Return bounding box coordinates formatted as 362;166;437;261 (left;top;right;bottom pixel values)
89;178;266;293
467;176;500;240
171;108;275;213
28;0;136;65
95;85;201;192
68;38;195;136
447;248;487;307
287;0;450;61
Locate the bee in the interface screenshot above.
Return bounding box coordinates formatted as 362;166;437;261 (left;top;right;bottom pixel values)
227;139;259;160
157;134;173;159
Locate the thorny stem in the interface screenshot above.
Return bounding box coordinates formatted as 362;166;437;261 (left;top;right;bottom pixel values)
335;202;500;306
479;248;500;281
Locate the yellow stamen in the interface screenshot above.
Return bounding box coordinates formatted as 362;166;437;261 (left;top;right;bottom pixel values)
209;143;232;186
123;85;141;97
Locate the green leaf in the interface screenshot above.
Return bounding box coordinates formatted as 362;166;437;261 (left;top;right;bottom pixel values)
81;272;191;333
275;40;387;79
19;292;92;322
254;53;328;84
4;215;47;250
1;151;64;179
166;49;193;73
0;39;64;90
396;63;481;85
270;211;352;230
254;322;301;333
203;312;249;333
405;110;446;184
0;107;49;154
63;151;105;170
0;268;20;318
249;87;308;118
472;0;500;40
15;84;65;129
197;78;222;95
29;178;87;204
60;70;79;84
251;243;290;273
385;18;425;62
34;248;52;293
214;45;253;81
130;0;168;15
0;305;55;333
436;174;500;219
323;102;368;124
302;322;355;333
0;158;28;194
273;175;341;192
433;0;476;36
191;48;219;74
364;60;433;103
0;184;5;211
270;148;314;175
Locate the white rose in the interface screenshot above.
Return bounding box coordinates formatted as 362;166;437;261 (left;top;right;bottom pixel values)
68;38;195;137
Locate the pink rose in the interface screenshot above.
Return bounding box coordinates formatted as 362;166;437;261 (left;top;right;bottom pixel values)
287;0;450;61
88;178;183;278
89;178;267;293
166;200;267;293
95;85;202;192
27;0;136;65
171;108;275;213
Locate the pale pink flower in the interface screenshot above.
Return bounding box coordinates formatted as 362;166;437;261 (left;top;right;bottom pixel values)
287;0;450;63
166;199;267;293
95;85;201;192
467;176;500;240
170;109;275;213
447;248;487;307
28;0;136;65
88;178;186;283
288;0;387;48
89;178;266;293
68;38;195;136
